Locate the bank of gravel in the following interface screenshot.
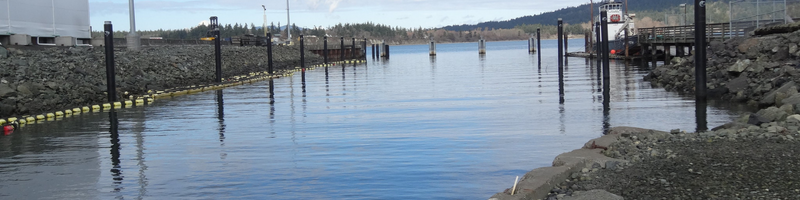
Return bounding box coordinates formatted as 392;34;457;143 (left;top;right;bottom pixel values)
0;45;322;119
546;125;800;200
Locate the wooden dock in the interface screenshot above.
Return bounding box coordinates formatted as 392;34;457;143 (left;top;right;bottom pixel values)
566;52;651;61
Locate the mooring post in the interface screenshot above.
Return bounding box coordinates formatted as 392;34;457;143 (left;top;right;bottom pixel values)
371;44;376;59
695;0;707;99
558;19;564;68
363;38;367;60
323;36;328;64
601;10;612;112
584;32;589;53
211;16;222;83
103;21;117;103
650;27;656;62
557;19;565;103
564;31;569;56
267;33;274;74
529;35;535;53
601;9;610;81
537;28;541;66
300;35;305;69
430;39;437;56
340;37;344;62
351;37;356;60
385;44;390;59
478;37;486;55
596;23;602;71
595;23;601;58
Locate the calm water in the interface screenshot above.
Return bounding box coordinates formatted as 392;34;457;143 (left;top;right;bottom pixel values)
0;40;750;199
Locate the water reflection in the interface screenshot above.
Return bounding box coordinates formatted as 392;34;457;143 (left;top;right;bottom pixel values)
302;69;307;94
216;90;225;144
269;80;277;139
108;110;123;194
269;79;276;104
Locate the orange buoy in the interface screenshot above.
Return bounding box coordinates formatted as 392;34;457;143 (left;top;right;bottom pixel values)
610;50;617;54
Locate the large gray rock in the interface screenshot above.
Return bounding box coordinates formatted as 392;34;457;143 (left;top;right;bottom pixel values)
756;106;788;122
0;83;15;98
783;93;800;110
562;190;624;200
786;114;800;124
728;59;751;73
726;76;748;93
760;81;797;106
16;84;33;97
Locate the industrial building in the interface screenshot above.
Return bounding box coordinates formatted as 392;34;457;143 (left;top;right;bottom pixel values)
0;0;91;46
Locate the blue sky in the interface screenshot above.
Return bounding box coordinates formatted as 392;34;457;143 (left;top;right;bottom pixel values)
89;0;589;31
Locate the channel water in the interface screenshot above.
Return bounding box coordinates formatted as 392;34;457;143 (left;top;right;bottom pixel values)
0;40;752;199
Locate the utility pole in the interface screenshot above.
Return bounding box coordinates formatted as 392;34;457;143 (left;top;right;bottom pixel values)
262;5;267;37
127;0;140;50
286;0;291;43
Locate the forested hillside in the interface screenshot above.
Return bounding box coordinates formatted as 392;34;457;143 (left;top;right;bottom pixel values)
93;0;800;44
443;0;732;31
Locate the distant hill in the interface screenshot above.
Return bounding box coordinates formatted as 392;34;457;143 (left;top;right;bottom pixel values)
442;0;728;31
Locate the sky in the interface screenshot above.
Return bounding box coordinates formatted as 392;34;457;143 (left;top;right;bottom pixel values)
89;0;590;31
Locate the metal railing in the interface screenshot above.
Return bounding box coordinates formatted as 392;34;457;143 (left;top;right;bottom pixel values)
638;20;773;44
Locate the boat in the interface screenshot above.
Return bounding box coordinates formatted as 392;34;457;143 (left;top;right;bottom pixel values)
593;0;640;55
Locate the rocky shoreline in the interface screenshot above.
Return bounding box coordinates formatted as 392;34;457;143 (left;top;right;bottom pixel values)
490;23;800;200
0;45;323;119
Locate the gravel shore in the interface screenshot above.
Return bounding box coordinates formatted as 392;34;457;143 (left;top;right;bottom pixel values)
0;45;322;118
547;126;800;200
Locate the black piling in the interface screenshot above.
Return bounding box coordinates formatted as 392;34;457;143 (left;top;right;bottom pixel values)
601;9;610;81
430;39;437;56
267;33;274;74
595;23;602;70
603;80;611;134
103;21;117;103
601;11;612;124
323;36;328;64
351;38;356;60
211;16;221;83
557;18;565;104
300;35;305;69
537;29;541;66
695;0;707;99
340;37;344;62
363;38;367;60
385;45;390;59
650;27;656;63
371;44;376;59
563;31;568;56
696;98;708;132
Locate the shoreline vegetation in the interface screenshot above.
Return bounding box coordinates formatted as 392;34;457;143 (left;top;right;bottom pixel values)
93;22;589;46
490;22;800;200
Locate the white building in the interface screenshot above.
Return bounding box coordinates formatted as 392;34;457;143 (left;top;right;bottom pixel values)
0;0;91;46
